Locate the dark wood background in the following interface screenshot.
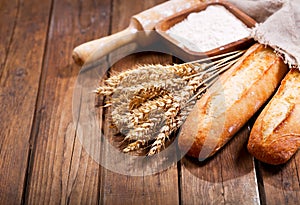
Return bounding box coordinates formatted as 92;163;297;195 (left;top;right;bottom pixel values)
0;0;299;204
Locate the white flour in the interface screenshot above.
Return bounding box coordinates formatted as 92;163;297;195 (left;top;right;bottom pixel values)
166;5;251;52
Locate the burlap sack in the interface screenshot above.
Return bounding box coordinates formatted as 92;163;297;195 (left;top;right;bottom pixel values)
228;0;300;68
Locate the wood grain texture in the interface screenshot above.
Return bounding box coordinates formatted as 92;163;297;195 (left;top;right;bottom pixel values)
111;0;166;32
100;52;180;205
25;0;111;204
99;1;179;201
1;0;300;204
61;0;111;204
257;154;300;205
0;0;18;73
180;125;260;205
0;0;52;204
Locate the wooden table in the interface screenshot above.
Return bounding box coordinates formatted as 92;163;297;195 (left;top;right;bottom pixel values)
1;0;299;204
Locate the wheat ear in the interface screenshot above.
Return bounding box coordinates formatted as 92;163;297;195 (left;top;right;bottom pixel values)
95;50;245;155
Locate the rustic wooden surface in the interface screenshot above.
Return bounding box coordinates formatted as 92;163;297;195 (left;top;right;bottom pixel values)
0;0;299;204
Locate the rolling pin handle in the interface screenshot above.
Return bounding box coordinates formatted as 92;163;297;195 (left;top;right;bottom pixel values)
72;26;138;66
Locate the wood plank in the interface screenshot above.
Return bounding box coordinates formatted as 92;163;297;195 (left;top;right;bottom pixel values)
99;2;179;203
62;0;112;204
180;125;261;204
0;0;18;73
257;153;300;205
25;0;111;204
0;0;52;204
101;52;180;205
110;0;166;32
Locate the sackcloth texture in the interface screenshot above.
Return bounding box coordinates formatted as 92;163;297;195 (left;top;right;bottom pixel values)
228;0;300;68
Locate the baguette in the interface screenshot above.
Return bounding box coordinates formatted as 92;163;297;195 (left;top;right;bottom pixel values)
178;44;288;160
247;69;300;165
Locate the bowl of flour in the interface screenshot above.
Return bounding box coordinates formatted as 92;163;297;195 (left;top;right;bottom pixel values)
156;1;256;59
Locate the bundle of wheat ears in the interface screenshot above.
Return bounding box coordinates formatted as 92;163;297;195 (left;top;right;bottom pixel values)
95;51;245;156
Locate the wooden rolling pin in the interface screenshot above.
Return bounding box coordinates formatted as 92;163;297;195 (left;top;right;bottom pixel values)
72;0;203;65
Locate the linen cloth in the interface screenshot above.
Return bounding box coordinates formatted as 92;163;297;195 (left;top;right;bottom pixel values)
228;0;300;68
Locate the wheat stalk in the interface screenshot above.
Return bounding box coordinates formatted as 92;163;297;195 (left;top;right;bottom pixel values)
95;50;245;155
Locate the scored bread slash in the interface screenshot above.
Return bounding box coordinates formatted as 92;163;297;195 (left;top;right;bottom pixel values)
248;69;300;165
95;50;245;156
178;43;288;160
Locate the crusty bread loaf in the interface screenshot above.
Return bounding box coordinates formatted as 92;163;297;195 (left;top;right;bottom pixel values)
248;68;300;165
178;43;288;160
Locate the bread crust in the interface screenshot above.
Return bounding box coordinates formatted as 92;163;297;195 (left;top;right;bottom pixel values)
247;69;300;165
178;44;288;160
